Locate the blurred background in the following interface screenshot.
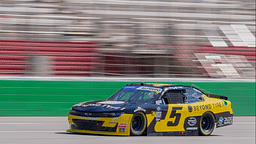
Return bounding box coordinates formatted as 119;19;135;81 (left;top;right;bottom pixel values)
0;0;255;78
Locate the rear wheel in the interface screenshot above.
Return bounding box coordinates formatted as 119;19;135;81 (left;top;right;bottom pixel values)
130;112;147;136
199;112;215;136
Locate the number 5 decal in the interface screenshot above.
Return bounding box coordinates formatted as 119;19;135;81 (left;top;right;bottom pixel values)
167;107;183;126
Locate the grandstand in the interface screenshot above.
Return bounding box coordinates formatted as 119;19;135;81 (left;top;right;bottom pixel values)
0;39;100;76
0;0;255;78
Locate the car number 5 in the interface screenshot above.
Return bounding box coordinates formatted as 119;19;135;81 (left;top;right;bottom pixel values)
167;107;183;126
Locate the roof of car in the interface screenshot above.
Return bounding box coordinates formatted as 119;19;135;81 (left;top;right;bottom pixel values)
125;83;207;95
126;83;179;88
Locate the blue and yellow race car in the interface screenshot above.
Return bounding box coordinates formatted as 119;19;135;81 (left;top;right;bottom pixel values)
67;83;233;136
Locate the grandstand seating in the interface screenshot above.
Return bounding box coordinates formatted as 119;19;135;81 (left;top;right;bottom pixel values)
172;44;256;62
0;0;255;78
0;39;100;76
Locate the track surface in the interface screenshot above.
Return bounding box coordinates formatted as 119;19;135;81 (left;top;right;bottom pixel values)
0;116;254;144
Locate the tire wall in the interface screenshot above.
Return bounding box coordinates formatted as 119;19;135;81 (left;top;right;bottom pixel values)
0;79;254;116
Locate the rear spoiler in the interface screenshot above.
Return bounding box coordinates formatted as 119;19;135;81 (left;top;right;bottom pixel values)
208;94;228;100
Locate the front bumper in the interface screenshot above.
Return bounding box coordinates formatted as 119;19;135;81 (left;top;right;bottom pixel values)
67;114;133;136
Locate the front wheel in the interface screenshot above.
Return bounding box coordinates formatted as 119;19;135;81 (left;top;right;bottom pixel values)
199;112;215;136
130;112;147;136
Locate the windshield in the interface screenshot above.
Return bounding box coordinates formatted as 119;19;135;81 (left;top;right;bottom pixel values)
107;86;162;104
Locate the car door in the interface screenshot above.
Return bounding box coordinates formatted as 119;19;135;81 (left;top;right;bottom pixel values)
154;89;188;132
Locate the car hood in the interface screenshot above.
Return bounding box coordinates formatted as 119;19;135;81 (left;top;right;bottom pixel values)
72;100;139;112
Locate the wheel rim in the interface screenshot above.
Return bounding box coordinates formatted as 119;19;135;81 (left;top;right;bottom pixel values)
132;115;144;131
201;114;214;133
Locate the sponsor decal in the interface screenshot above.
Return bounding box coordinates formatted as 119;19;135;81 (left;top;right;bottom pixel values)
124;86;137;89
172;87;183;89
155;107;162;121
118;123;128;128
102;105;121;109
112;118;119;121
82;103;101;107
134;107;146;112
188;117;197;126
155;107;162;122
224;117;233;124
186;127;198;130
188;106;192;112
165;87;183;90
78;117;100;120
136;86;162;92
218;117;232;126
218;117;224;125
81;103;122;109
224;117;232;125
79;101;122;109
222;100;228;107
193;102;224;111
155;111;162;122
119;128;126;132
98;101;125;105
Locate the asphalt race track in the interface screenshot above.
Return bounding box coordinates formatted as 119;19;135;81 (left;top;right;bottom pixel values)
0;116;254;144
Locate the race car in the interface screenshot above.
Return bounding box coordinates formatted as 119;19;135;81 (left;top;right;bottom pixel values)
67;83;233;136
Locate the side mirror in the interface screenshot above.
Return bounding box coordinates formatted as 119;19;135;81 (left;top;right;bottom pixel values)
155;100;162;105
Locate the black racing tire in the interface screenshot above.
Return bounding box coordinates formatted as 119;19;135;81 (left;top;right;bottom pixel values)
199;112;215;136
130;111;147;136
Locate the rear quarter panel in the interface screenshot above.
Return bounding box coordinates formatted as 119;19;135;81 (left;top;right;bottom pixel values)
147;94;233;133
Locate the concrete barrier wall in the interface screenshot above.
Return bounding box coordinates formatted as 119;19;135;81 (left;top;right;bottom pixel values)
0;79;255;116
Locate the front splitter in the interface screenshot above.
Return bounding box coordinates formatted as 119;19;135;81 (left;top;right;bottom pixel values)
66;129;129;136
